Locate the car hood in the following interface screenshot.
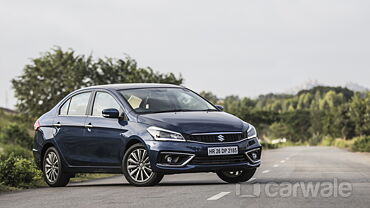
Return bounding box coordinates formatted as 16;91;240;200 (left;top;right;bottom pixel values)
138;111;244;134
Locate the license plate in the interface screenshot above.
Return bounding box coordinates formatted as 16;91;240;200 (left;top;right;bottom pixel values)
207;146;238;156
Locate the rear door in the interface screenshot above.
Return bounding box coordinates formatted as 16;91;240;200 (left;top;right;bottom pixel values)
53;91;92;166
83;91;126;166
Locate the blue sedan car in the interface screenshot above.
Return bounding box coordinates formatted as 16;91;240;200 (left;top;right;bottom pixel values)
33;84;261;186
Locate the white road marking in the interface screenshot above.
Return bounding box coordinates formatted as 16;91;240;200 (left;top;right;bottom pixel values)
280;160;286;163
273;164;279;168
262;170;270;174
207;192;231;201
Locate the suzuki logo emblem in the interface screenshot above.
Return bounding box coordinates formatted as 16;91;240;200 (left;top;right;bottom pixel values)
217;135;225;142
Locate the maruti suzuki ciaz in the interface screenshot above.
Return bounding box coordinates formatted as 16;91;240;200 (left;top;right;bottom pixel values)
32;84;261;186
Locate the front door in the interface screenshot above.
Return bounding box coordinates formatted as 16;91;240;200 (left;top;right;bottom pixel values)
83;91;126;167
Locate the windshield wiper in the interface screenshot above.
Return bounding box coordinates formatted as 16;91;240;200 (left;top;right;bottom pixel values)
199;109;219;111
141;109;219;114
148;109;195;114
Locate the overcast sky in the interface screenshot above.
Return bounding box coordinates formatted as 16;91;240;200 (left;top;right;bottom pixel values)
1;0;370;109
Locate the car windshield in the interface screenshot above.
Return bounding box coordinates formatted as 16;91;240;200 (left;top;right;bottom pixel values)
119;87;217;114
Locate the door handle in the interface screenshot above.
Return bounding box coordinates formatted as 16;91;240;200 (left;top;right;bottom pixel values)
85;123;93;132
53;122;62;127
84;124;93;128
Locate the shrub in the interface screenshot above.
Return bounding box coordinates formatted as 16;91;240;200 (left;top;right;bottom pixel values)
320;136;335;146
333;139;353;149
268;122;292;140
308;133;322;146
351;136;370;152
0;123;33;148
0;153;41;187
260;141;278;149
0;143;33;159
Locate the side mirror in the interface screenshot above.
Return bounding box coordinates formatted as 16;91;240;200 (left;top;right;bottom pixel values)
102;108;120;118
215;105;224;111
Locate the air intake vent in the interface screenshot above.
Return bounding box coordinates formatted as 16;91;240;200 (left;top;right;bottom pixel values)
186;132;247;143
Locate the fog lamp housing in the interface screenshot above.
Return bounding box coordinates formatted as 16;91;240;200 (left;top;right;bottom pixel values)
158;152;195;167
245;148;261;163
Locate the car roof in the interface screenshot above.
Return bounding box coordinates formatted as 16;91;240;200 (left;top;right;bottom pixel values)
83;83;183;91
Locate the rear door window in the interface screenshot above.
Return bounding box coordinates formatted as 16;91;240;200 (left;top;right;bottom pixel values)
59;99;70;115
67;92;92;116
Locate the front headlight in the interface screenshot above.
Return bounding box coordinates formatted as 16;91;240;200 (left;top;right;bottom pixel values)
147;126;185;142
247;125;257;139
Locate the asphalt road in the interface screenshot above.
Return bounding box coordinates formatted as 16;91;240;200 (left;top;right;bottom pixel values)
1;146;370;208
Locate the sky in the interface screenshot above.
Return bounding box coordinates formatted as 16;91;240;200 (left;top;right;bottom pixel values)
1;0;370;109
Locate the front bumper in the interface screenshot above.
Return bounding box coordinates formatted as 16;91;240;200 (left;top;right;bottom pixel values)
146;138;262;174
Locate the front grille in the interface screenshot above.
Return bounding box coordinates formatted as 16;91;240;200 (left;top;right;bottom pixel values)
186;132;246;143
189;154;248;165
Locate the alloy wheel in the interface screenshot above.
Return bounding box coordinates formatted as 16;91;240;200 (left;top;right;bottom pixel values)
126;148;153;182
44;151;59;183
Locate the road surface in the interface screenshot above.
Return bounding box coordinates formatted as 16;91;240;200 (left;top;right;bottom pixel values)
1;146;370;208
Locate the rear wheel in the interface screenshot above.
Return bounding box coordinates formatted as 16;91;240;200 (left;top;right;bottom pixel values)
122;143;164;186
43;147;70;187
216;168;256;183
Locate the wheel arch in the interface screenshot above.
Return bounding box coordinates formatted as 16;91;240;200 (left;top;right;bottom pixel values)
40;142;68;169
121;136;149;160
124;137;145;151
40;142;55;165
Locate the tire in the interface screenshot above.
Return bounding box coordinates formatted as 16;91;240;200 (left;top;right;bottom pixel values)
122;143;164;186
216;168;256;183
43;147;70;187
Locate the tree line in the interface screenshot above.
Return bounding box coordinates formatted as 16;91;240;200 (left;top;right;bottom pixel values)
201;86;370;143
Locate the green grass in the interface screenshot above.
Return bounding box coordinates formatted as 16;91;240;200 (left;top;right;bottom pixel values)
333;138;354;149
320;136;335;146
0;110;20;128
0;179;45;192
320;136;370;152
0;184;20;192
70;174;117;183
260;141;279;149
0;174;117;193
261;140;307;150
277;140;307;147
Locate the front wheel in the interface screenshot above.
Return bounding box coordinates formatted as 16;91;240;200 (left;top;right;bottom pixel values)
122;143;164;186
43;147;70;187
216;168;256;183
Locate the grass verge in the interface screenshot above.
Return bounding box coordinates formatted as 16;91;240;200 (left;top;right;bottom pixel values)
0;173;117;193
70;174;117;183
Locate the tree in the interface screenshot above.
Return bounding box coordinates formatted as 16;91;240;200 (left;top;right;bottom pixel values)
199;91;218;104
333;104;355;139
298;86;353;102
268;122;292;140
349;93;370;136
0;123;33;148
319;90;345;110
280;110;311;142
309;110;325;137
223;95;242;117
12;48;183;119
89;57;183;85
